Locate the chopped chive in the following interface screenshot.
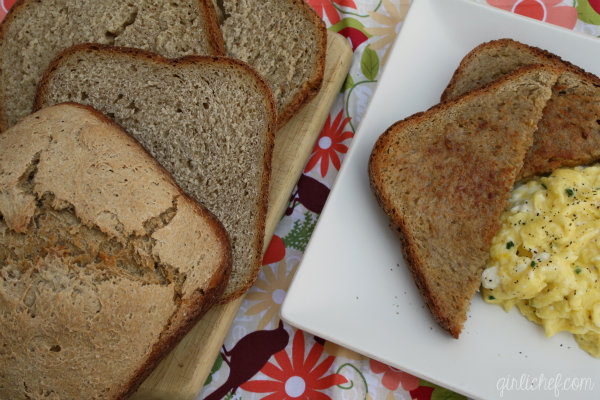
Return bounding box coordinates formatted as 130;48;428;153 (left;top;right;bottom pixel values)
566;188;574;197
488;295;496;300
506;241;515;249
575;267;582;274
531;261;536;268
541;182;547;189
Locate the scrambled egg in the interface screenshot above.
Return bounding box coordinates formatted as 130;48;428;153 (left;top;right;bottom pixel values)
482;166;600;358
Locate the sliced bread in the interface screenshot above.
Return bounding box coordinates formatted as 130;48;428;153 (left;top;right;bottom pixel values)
0;103;231;399
442;39;600;179
35;45;276;303
369;65;562;338
219;0;327;128
0;0;225;130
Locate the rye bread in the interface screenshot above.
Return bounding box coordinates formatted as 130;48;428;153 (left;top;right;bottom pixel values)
0;0;225;130
369;65;562;338
442;39;600;180
219;0;327;128
0;103;232;399
35;44;275;303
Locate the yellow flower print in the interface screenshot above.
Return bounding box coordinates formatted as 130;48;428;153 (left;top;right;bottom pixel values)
323;340;365;361
245;260;298;330
365;0;411;64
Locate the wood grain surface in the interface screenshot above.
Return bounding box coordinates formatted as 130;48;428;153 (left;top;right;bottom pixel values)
132;31;353;400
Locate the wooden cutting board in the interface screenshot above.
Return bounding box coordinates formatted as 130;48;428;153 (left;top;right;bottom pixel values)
132;31;352;400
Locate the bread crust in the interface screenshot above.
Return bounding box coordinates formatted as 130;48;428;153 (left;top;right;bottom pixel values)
35;44;276;304
197;0;227;56
0;103;232;398
274;0;327;129
369;65;563;338
120;262;230;398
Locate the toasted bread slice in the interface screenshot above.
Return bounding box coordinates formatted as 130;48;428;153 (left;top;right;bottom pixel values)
369;65;562;337
442;39;600;180
0;0;225;130
35;45;276;303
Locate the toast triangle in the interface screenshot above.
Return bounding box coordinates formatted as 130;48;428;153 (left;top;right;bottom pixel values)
369;65;562;337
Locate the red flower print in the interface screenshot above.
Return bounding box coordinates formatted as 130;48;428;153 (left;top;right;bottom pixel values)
338;26;370;51
410;385;435;400
262;234;285;265
241;329;348;400
0;0;16;21
369;359;419;391
305;0;357;25
304;110;353;177
487;0;578;29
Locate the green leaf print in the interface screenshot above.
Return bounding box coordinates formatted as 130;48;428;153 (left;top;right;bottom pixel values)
576;0;600;25
204;353;223;385
223;392;241;400
361;46;380;81
342;73;355;93
336;363;369;397
431;387;467;400
329;17;373;37
420;379;467;400
282;211;318;252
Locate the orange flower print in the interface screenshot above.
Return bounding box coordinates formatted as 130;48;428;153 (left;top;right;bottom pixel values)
487;0;578;29
305;0;357;25
369;359;419;392
241;329;348;400
304;110;354;177
0;0;16;21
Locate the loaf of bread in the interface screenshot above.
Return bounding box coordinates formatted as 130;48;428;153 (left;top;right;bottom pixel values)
0;103;232;399
442;39;600;180
219;0;327;128
369;65;562;338
0;0;225;130
35;45;276;303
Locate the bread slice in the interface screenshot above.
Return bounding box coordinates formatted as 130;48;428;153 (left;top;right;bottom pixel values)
369;65;562;338
0;0;225;130
442;39;600;179
35;45;275;303
0;103;231;399
219;0;327;128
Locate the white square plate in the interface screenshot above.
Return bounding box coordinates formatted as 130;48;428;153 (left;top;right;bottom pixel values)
281;0;600;399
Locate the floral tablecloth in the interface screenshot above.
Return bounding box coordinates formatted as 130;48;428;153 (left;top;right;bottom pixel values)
1;0;597;399
198;1;600;400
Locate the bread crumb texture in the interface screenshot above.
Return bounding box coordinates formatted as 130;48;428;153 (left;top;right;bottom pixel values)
1;0;223;129
37;47;274;301
0;105;228;399
221;0;325;124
